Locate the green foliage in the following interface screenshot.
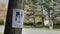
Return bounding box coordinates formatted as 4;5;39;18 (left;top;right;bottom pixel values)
0;20;4;25
0;33;2;34
25;0;41;23
53;25;60;29
24;0;60;25
54;20;60;24
54;12;60;17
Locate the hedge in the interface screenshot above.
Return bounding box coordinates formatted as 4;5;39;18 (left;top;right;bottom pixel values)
0;20;4;25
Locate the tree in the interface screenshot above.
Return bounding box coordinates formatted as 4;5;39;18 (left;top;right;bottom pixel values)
4;0;25;34
25;0;60;29
25;0;43;27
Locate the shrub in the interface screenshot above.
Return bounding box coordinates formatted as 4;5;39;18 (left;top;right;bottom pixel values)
53;20;60;25
0;20;4;25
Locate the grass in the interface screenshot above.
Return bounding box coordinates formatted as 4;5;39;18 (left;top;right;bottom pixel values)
0;19;4;25
24;25;34;28
24;25;60;30
24;25;49;29
0;33;2;34
53;25;60;29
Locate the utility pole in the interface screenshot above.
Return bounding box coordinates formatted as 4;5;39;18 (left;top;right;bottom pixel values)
4;0;25;34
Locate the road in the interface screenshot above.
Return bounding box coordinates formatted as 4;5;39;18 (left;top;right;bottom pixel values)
0;26;60;34
22;28;60;34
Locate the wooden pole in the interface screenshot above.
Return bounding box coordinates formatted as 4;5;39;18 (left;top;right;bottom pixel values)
4;0;25;34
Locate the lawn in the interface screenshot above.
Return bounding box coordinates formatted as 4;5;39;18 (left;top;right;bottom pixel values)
24;25;49;29
24;25;60;29
0;33;2;34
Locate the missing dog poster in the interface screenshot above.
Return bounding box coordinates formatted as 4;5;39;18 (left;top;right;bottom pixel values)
12;9;24;28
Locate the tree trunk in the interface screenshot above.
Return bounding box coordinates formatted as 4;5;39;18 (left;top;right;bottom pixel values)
33;17;36;27
42;16;44;27
4;0;25;34
48;10;53;29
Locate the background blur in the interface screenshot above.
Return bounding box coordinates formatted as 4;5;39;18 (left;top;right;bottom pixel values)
0;0;60;30
0;0;60;34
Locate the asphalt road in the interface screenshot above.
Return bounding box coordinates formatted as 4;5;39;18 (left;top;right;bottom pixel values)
0;26;60;34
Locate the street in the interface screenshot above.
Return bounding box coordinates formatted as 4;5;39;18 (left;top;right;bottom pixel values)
0;26;60;34
22;28;60;34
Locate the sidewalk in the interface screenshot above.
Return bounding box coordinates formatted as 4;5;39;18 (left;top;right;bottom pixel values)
22;28;60;34
0;25;4;33
0;26;60;34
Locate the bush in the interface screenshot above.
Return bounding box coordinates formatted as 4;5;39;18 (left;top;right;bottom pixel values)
0;20;4;25
53;20;60;25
